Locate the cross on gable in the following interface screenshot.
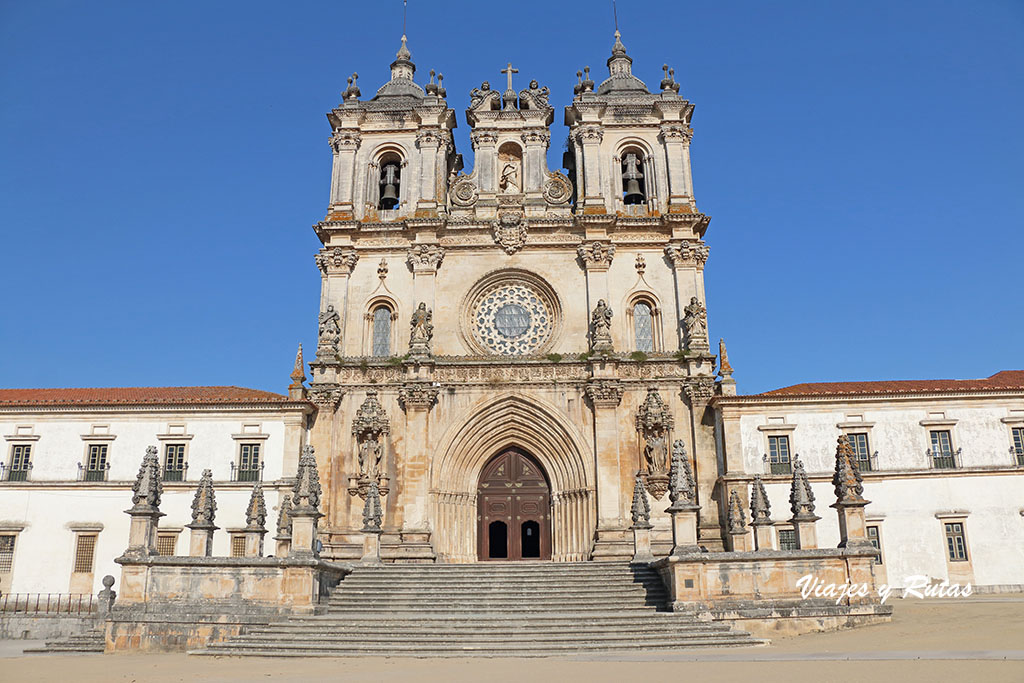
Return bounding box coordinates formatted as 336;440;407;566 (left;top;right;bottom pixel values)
501;62;519;92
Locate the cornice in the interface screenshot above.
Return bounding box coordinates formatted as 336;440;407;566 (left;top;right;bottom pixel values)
713;389;1024;408
0;402;312;416
719;464;1024;486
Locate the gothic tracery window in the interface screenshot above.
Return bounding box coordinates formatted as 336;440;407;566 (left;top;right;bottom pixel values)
372;305;392;356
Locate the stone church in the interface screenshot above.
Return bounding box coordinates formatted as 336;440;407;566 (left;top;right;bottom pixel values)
306;31;721;564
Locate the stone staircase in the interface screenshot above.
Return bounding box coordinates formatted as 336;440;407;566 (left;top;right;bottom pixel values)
24;628;105;654
194;562;764;657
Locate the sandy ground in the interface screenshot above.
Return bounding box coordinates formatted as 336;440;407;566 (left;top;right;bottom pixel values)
2;595;1022;683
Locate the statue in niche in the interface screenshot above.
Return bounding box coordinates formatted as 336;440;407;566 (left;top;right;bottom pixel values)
498;142;522;195
317;305;341;357
683;296;709;350
500;162;520;194
644;431;669;474
358;435;383;476
590;299;614;352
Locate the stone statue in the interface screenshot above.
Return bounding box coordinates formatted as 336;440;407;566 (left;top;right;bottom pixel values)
469;81;492;109
500;162;520;194
683;296;709;350
590;299;614;352
317;305;341;362
408;302;433;358
358;436;383;476
643;432;669;473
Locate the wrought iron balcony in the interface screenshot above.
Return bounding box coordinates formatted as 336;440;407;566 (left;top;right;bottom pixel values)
0;462;32;482
230;461;264;482
926;448;961;470
1011;446;1024;467
855;451;879;472
77;462;110;482
163;462;188;482
762;453;794;476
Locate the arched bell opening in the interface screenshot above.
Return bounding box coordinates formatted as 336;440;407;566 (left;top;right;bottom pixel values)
621;146;647;205
377;152;402;210
477;449;551;561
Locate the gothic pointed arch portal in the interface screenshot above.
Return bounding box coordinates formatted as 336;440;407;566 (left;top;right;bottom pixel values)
478;450;551;561
430;393;596;562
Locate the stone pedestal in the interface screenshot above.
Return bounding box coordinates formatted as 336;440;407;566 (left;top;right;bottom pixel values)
124;506;164;558
792;517;820;550
244;528;267;558
631;525;654;564
274;535;291;558
833;501;875;551
288;508;320;558
752;523;775;551
187;524;217;557
729;530;752;552
361;530;382;565
668;506;700;556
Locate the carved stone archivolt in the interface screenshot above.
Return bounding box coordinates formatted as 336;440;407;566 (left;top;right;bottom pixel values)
349;389;391;500
493;210;528;254
398;382;440;411
406;244;445;271
635;387;674;500
584;379;623;408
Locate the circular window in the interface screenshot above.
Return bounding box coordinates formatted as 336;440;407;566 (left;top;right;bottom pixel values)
465;272;559;356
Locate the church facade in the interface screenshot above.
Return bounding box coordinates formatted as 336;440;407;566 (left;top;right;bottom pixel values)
0;33;1022;599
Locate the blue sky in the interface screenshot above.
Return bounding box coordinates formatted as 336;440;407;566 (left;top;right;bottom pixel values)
1;1;1021;394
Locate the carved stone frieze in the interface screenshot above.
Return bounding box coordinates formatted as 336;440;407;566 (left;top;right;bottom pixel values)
683;377;715;403
520;130;551;146
308;383;344;410
493;210;527;254
663;241;709;269
315;247;359;275
398;382;440;411
406;244;445;271
470;131;498;148
329;130;361;152
577;241;616;269
658;123;693;144
584;379;624;408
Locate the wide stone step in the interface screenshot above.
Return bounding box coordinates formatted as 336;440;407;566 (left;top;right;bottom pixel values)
324;603;663;614
244;623;732;637
219;630;747;645
329;591;665;603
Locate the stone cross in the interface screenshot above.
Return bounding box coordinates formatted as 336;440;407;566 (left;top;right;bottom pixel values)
501;62;518;92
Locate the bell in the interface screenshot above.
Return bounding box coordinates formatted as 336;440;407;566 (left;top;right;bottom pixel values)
623;177;644;205
380;182;399;209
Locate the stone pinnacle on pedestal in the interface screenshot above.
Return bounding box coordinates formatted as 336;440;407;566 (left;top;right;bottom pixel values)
246;483;267;531
362;477;383;532
833;434;866;504
630;473;652;529
667;439;697;511
727;489;747;534
789;457;818;520
131;446;163;511
749;474;772;525
275;494;293;537
292;445;322;510
189;469;217;527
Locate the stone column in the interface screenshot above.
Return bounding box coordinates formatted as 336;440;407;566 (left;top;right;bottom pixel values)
659;123;693;212
577;242;615;329
521;130;549;193
315;248;358;354
576;125;606;212
415;129;442;213
471;131;498;194
585;379;627;560
329;130;361;214
307;387;342;529
397;382;439;532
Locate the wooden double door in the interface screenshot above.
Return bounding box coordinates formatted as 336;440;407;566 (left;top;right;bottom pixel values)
477;450;551;561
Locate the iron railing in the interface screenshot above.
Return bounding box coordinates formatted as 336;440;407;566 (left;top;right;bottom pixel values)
926;448;962;470
230;461;264;482
0;462;32;482
163;462;188;482
762;453;794;476
77;462;110;482
1011;446;1024;467
0;593;96;615
855;451;879;472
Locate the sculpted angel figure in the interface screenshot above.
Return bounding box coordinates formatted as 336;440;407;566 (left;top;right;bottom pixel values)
469;81;492;109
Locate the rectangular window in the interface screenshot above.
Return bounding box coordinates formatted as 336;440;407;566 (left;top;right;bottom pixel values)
944;522;968;561
1012;427;1024;466
156;534;177;556
85;444;108;481
7;444;32;481
847;433;872;471
777;528;798;551
930;430;956;469
867;525;882;564
0;535;15;573
73;534;97;573
163;444;186;482
237;444;261;482
768;436;792;475
230;535;246;558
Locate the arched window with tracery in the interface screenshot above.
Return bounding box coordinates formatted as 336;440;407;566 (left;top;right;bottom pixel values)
371;305;392;356
633;301;654;352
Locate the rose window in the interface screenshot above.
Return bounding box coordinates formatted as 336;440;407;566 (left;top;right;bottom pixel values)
472;283;553;355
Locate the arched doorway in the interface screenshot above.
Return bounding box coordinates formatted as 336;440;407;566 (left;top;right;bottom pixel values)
477;449;551;561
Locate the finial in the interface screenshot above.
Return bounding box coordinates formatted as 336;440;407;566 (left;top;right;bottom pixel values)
718;338;734;379
630;472;652;528
750;474;772;525
397;34;410;60
789;457;818;520
377;258;389;282
437;73;446;98
189;469;217;528
425;69;438;95
833;434;866;504
245;482;267;530
727;489;747;534
612;29;627;56
289;343;306;389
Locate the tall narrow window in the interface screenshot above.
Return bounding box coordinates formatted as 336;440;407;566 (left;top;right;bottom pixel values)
85;444;108;481
1012;427;1024;466
372;306;392;357
237;444;262;482
7;444;32;481
944;522;968;561
73;534;97;573
767;435;792;475
847;433;872;471
163;444;186;482
929;430;956;469
867;525;883;564
633;301;654;352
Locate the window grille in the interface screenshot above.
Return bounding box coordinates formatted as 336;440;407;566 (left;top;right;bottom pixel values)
767;436;792;475
237;444;262;482
163;444;186;481
85;444;108;481
0;535;15;573
230;535;246;558
73;535;96;573
156;534;177;556
633;301;654;352
372;306;392;357
777;528;798;551
867;525;882;564
847;433;873;471
945;522;968;561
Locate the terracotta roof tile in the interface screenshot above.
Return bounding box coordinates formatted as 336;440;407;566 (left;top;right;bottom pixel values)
0;386;294;406
757;371;1024;398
